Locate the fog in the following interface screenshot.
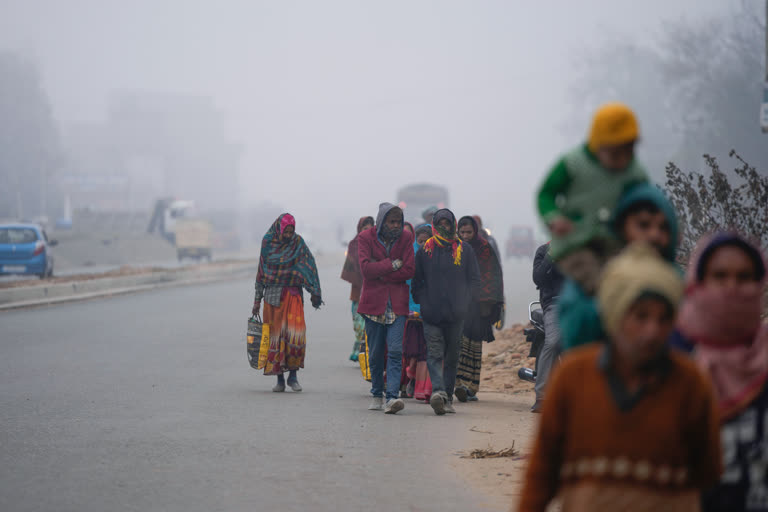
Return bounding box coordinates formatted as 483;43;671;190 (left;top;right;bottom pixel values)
0;0;742;246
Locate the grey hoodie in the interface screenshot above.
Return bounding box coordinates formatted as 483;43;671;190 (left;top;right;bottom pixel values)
376;202;403;249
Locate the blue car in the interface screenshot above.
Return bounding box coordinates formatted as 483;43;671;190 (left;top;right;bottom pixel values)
0;224;57;279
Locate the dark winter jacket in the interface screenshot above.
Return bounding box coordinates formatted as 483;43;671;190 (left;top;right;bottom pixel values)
357;203;415;317
533;243;564;310
412;238;482;325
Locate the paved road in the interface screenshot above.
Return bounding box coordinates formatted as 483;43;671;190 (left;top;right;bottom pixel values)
0;262;531;512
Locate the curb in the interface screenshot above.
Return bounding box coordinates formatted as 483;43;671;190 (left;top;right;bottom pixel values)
0;263;258;311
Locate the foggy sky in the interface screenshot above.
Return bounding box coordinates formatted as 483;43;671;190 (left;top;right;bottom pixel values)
0;0;728;238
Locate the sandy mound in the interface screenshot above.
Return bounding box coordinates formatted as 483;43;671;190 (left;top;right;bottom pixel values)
482;324;536;396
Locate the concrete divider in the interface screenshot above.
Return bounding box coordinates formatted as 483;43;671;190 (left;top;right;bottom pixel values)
0;261;259;311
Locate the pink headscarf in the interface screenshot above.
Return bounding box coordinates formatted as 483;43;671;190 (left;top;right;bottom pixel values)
677;232;768;421
280;214;296;235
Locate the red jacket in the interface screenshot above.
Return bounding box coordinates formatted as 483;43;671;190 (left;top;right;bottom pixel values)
356;227;415;317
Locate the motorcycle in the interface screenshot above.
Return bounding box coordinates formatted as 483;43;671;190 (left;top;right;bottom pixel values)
518;301;545;383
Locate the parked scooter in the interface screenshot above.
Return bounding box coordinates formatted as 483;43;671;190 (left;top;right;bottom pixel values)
518;301;545;383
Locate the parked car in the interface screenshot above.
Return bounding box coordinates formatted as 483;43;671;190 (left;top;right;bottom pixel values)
505;225;535;259
0;224;57;279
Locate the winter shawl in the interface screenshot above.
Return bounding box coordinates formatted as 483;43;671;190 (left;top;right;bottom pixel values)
256;213;322;298
678;232;768;421
458;216;503;303
341;216;373;301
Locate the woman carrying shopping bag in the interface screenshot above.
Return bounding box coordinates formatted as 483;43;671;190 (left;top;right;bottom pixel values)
252;213;322;392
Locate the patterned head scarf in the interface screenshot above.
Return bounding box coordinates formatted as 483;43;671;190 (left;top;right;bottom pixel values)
280;214;296;237
256;213;321;298
423;209;463;265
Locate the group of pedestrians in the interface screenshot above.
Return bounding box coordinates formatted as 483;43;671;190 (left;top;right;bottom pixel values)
348;203;504;416
246;101;767;511
519;102;768;511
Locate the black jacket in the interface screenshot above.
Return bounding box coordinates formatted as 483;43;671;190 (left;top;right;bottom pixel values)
533;243;564;310
412;242;482;325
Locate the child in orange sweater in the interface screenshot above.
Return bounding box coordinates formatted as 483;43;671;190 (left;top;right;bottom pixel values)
519;244;722;511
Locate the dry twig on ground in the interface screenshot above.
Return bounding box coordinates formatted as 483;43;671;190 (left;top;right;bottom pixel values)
460;442;518;459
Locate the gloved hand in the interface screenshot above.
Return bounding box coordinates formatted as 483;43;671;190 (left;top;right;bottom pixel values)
391;259;403;271
311;295;322;309
252;300;260;316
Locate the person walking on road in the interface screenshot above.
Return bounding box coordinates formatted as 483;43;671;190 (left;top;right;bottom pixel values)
454;216;504;403
252;213;322;392
357;203;415;414
412;209;481;416
519;243;721;511
530;242;564;413
341;216;374;362
402;223;433;401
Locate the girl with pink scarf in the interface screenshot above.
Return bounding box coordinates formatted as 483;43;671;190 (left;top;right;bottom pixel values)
676;233;768;511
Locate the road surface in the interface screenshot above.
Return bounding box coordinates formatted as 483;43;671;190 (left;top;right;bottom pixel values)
0;259;535;512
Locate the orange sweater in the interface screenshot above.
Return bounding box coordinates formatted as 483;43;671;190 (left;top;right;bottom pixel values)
519;344;722;512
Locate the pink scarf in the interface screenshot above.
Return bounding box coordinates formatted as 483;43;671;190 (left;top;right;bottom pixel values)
280;214;296;234
678;234;768;421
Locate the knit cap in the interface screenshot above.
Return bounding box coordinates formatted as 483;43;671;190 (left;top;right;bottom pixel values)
597;243;683;338
587;102;639;153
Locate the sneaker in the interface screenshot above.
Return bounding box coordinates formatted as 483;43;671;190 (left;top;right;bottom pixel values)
272;383;286;393
287;380;302;392
368;396;384;411
384;398;405;415
445;400;456;414
430;392;447;416
531;399;543;413
454;386;469;403
467;395;479;402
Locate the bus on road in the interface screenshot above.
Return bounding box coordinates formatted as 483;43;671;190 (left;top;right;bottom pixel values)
396;183;449;225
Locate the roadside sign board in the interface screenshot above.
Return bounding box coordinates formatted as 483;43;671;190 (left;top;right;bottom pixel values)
762;82;768;133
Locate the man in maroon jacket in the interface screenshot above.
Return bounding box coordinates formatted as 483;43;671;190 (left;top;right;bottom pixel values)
357;203;415;414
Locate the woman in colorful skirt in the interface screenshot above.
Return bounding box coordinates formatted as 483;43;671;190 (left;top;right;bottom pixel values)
341;216;374;361
252;213;322;392
402;223;433;401
454;216;504;402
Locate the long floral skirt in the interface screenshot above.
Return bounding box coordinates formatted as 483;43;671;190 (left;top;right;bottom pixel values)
263;293;307;376
456;335;483;394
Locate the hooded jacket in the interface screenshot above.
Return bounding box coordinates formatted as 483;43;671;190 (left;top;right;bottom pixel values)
559;183;679;352
412;210;482;325
357;203;415;317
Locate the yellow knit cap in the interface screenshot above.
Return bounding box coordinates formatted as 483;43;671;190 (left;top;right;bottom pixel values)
597;243;683;339
587;102;639;153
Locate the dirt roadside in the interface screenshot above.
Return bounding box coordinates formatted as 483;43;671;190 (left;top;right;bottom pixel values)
453;325;541;511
